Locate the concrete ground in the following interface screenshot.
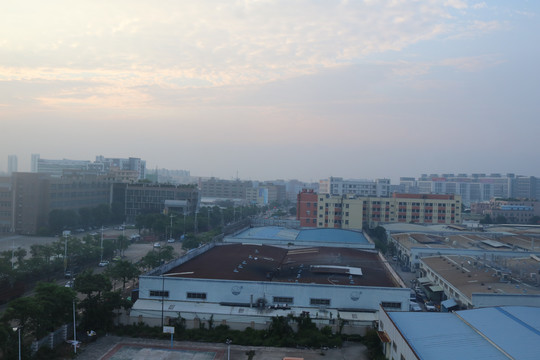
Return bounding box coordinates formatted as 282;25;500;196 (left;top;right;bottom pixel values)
75;336;368;360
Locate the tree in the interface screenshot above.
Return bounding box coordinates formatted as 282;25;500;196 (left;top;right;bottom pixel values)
107;260;140;290
495;215;507;224
74;270;112;298
33;282;76;337
479;214;493;224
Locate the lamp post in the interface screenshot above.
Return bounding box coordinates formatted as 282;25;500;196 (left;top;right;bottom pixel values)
226;338;232;360
72;300;77;354
169;214;176;240
12;326;21;360
64;233;69;274
100;226;104;263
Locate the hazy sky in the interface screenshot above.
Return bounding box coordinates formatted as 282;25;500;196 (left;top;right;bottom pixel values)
1;1;539;182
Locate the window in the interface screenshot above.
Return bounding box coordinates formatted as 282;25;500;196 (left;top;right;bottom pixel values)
310;298;330;306
187;292;207;300
150;290;169;298
381;301;401;309
273;296;293;304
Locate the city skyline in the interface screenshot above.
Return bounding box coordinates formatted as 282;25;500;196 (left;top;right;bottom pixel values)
2;1;539;182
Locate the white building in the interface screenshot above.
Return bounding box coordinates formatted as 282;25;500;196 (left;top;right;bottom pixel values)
319;177;390;197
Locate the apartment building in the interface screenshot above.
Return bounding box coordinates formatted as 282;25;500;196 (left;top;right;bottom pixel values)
297;191;462;229
319;177;390;197
400;173;540;205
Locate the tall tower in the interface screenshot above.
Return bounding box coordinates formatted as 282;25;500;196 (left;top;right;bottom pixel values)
31;154;40;172
8;155;18;174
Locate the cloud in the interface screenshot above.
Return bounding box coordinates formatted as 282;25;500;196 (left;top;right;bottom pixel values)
0;0;521;114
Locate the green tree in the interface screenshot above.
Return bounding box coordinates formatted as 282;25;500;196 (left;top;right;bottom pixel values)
107;260;140;290
33;282;76;337
480;214;493;224
495;215;507;224
74;270;112;298
2;296;41;336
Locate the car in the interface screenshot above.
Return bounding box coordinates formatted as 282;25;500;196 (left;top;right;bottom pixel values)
425;301;437;311
98;260;109;267
409;301;422;312
167;238;175;243
65;280;74;288
64;270;73;279
153;242;161;248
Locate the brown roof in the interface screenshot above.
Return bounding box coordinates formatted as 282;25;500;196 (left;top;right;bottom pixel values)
167;243;398;287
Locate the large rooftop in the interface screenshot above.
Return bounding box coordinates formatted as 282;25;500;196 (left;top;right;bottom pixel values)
421;255;540;298
166;243;398;287
227;226;372;247
388;306;540;360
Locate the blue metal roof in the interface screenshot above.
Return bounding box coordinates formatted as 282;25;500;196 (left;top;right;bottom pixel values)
232;227;370;245
457;306;540;360
296;228;370;244
388;312;508;360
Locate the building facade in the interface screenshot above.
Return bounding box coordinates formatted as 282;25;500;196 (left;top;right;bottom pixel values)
297;192;462;229
319;177;390;197
0;177;13;234
199;178;253;201
296;189;318;227
114;183;200;223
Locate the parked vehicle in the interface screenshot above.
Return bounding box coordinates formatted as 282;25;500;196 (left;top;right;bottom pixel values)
410;301;422;312
153;242;161;248
425;301;437;311
98;260;109;267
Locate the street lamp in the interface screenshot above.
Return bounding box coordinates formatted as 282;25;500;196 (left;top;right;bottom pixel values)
226;338;232;360
12;326;21;360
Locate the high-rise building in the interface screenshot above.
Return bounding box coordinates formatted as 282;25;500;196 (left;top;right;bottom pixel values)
319;177;390;197
7;155;18;174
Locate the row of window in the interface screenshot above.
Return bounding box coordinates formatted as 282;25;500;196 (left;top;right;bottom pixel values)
150;291;330;306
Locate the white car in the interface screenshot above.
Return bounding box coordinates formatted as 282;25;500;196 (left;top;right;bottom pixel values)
167;238;175;243
98;260;109;267
153;242;161;248
409;301;422;312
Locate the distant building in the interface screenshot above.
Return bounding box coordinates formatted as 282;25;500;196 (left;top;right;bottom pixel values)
7;155;17;175
32;155;92;176
484;198;540;224
11;172;111;234
0;177;13;234
30;154;146;180
296;189;318;227
319;177;390;197
113;183;200;224
199;177;253;202
297;191;462;229
399;173;540;205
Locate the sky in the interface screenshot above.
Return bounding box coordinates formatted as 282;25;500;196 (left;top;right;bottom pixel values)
1;0;539;183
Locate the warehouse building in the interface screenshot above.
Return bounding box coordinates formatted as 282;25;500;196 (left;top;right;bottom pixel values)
130;232;409;334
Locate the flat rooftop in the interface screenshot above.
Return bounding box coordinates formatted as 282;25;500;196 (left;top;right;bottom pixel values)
392;232;540;253
421;255;540;298
229;226;371;246
166;243;398;287
387;306;540;360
